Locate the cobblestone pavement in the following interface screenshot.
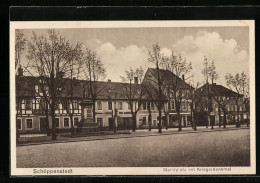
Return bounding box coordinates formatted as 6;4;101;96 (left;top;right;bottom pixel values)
16;128;250;167
18;125;249;146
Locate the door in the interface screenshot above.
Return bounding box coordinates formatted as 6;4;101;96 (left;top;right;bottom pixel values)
109;118;113;131
40;118;48;133
210;116;215;126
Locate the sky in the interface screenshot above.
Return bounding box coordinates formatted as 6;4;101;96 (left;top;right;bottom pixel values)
20;26;249;87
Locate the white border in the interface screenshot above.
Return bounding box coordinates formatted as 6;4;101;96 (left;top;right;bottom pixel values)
10;20;255;176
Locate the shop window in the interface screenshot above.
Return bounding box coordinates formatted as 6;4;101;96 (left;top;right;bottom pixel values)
64;118;69;127
97;118;103;127
26;119;33;129
74;117;79;126
17;119;22;130
142;117;147;125
55;118;60;127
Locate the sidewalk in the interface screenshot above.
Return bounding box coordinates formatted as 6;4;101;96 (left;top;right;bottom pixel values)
17;125;250;146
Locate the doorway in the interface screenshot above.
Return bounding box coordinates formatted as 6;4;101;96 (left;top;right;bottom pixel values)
109;118;113;131
40;118;48;133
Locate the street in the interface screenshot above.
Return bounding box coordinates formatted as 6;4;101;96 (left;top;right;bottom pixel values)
16;129;250;167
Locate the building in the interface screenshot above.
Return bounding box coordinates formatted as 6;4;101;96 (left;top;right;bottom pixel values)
196;83;248;126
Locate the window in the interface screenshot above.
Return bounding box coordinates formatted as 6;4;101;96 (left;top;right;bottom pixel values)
143;102;147;110
119;101;123;110
62;100;69;111
227;105;229;111
235;105;238;111
97;118;103;127
74;117;79;126
215;104;218;112
239;106;242;111
64;118;69;127
97;101;102;110
55;118;60;127
128;103;131;110
39;99;46;110
171;102;175;109
26;119;33;129
35;85;39;93
171;116;176;122
230;105;233;111
17;119;22;130
153;120;156;126
25;99;32;110
142;117;147;125
187;116;191;122
183;102;187;110
108;101;112;110
151;102;155;110
73;100;78;109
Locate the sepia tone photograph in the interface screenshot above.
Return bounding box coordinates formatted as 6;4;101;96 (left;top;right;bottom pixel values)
10;21;255;175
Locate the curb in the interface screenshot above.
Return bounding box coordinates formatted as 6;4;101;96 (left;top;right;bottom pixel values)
17;127;249;147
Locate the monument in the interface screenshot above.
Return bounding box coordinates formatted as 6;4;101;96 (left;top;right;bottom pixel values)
77;98;99;134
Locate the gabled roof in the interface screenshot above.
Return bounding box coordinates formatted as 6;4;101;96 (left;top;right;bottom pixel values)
144;68;192;89
15;75;141;100
197;83;243;97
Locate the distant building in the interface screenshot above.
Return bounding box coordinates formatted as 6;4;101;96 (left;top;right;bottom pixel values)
196;83;248;126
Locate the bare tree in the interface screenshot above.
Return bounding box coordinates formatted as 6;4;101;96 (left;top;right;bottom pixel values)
163;52;192;131
187;81;201;130
26;30;76;140
83;48;106;121
61;43;83;137
201;56;218;128
143;43;166;133
225;72;247;127
15;29;27;70
120;66;145;132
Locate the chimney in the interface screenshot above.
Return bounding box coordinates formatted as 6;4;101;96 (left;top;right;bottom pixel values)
108;79;111;83
18;67;23;76
134;77;138;84
182;74;184;81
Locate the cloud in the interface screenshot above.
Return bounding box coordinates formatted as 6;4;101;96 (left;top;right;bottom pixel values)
87;39;149;82
171;31;249;85
86;32;249;85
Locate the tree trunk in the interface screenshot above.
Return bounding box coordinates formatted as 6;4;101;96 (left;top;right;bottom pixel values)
69;114;74;137
218;108;221;128
51;114;57;140
177;113;182;131
158;108;162;133
93;100;96;122
223;112;227;128
165;113;169;130
148;112;152;131
132;115;136;132
45;102;50;136
236;105;240;128
114;116;117;134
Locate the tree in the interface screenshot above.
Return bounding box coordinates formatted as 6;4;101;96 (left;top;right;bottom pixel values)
15;29;27;70
201;56;218;128
26;30;77;140
225;72;247;127
143;43;166;133
83;48;106;121
120;66;145;132
61;43;83;137
187;81;201;130
163;52;192;131
211;93;231;129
